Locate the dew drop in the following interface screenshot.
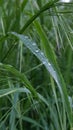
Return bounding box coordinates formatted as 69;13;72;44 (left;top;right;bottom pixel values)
41;52;44;56
36;50;39;53
48;63;51;66
43;61;46;65
32;43;36;46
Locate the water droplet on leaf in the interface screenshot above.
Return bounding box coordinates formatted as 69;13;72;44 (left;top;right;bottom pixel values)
36;50;39;53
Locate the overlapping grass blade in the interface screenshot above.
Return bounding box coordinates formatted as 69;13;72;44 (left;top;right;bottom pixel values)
0;63;37;97
20;0;59;33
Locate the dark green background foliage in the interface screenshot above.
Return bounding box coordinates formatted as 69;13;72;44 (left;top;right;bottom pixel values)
0;0;73;130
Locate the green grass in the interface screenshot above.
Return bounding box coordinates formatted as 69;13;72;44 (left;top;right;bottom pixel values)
0;0;73;130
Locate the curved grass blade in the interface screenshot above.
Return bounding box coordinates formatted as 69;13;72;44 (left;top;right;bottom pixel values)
9;32;60;88
0;88;30;98
20;0;59;33
0;63;37;97
8;32;72;127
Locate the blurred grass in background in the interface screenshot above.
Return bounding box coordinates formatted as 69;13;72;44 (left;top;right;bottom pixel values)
0;0;73;130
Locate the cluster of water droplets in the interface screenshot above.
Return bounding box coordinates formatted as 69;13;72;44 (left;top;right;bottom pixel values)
23;35;59;84
11;32;60;88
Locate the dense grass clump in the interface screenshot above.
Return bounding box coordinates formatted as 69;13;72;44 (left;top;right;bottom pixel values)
0;0;73;130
